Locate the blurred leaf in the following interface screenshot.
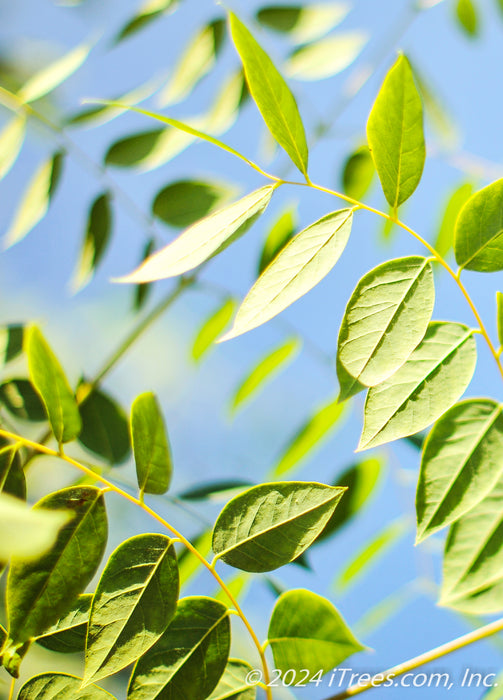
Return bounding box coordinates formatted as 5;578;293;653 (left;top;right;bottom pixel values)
84;534;179;685
229;12;309;176
153;180;236;228
26;326;81;444
115;0;179;43
411;61;460;149
0;115;25;181
18;674;116;699
455;0;479;36
18;42;92;103
433;182;473;257
273;398;346;477
498;292;503;347
341;145;374;201
208;659;256;700
5;151;64;247
354;582;417;638
67;79;159;128
160;19;226;106
78;386;130;465
133;238;155;311
204;69;248;134
221;210;352;341
178;479;253;501
231;338;300;413
0;324;24;365
72;192;112;292
285;32;367;81
117;185;275;282
104;126;198;171
256;3;349;43
258;206;296;274
212;481;345;572
131;391;172;495
192;299;236;362
36;594;91;653
178;531;212;587
213;573;250;608
0;441;26;500
0;378;47;421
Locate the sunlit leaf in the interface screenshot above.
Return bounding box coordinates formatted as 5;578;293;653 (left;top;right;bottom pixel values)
152;179;236;228
71;192;112;292
78;386;130;465
131;392;172;495
455;0;479;37
0;324;24;366
117;185;275;282
204;69;248;135
336;354;366;403
18;42;92;103
341;145;375;201
258;206;296;274
36;594;91;653
114;0;179;43
358;322;477;451
18;673;116;699
229;12;309;176
433;182;473;258
220;210;352;341
0;115;25;181
208;659;256;700
285;32;367;81
256;3;349;43
212;481;345;572
192;299;236;362
0;378;47;421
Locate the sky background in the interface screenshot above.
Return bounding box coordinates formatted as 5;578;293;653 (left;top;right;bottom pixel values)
1;0;503;697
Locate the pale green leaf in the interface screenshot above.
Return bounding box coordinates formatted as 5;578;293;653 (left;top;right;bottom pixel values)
160;19;225;106
36;594;91;653
152;179;236;228
358;322;477;451
127;596;230;700
72;192;112;292
212;574;250;608
231;338;300;413
454;179;503;272
67;79;159;128
178;531;213;588
258;205;297;274
116;186;275;283
229;12;308;176
367;55;425;209
212;481;346;572
114;0;179;43
433;182;473;258
267;589;364;675
84;533;179;685
18;673;116;700
285;32;367;81
256;3;349;43
337;256;434;388
5;151;63;247
336;354;366;403
416;399;503;543
341;145;375;201
0;115;25;181
0;379;47;422
18;42;92;103
354;581;418;638
455;0;479;36
192;299;237;362
497;292;503;347
131;391;172;495
26;326;81;444
0;324;24;365
204;69;247;135
78;386;130;465
208;659;256;700
220;210;352;341
273;398;346;476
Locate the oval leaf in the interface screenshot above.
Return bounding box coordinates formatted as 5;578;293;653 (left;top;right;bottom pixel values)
208;659;256;700
285;32;367;81
78;386;130;465
84;533;179;685
104;126;195;171
127;596;230;700
116;185;275;283
18;673;116;700
0;378;47;421
18;42;92;103
455;0;479;36
337;256;435;388
367;55;425;210
192;299;236;362
358;322;477;451
267;589;365;675
72;192;113;292
416;399;503;543
229;12;308;176
131;392;172;495
212;481;346;572
220;209;352;341
257;3;349;43
36;594;92;653
342;145;375;201
0;324;24;366
152;179;235;228
0;115;25;181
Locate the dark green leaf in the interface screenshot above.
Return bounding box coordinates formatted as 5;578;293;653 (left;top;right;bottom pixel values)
152;180;235;228
256;3;348;43
72;192;113;292
133;239;155;312
0;379;47;421
258;206;296;274
104;128;193;171
131;392;172;495
433;182;473;258
114;0;179;43
285;32;367;81
178;480;253;501
455;0;479;36
36;594;91;653
78;386;130;465
18;673;116;699
0;441;25;500
208;659;256;700
192;299;236;362
0;324;24;365
342;145;375;201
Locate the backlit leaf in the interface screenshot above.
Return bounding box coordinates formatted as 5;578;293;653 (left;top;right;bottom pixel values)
455;0;479;36
0;378;47;421
192;299;236;362
342;145;375;201
258;206;296;274
336;354;366;403
433;182;473;258
115;0;179;43
78;386;130;465
358;322;477;451
212;481;345;572
36;595;91;653
204;69;248;135
152;180;235;228
131;391;172;495
18;42;91;103
18;673;116;700
0;324;24;365
285;32;367;81
367;55;425;210
0;115;25;181
229;12;309;176
208;659;256;700
72;192;112;292
84;534;179;685
256;3;349;43
220;210;352;341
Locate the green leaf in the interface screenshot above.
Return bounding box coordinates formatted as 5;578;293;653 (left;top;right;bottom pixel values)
178;531;213;588
18;42;92;103
341;145;375;201
160;19;225;106
18;673;116;700
78;386;130;465
258;206;296;274
411;62;460;149
2;486;107;676
25;326;81;444
334;517;408;591
116;185;276;283
67;79;159;128
0;324;24;365
455;0;479;36
336;354;366;403
212;481;346;572
0;115;25;181
0;379;47;421
337;256;435;388
285;32;367;81
433;182;473;258
231;338;300;414
131;391;172;495
256;3;349;43
178;480;253;502
72;192;113;292
104;126;197;171
212;573;250;608
498;292;503;347
358;322;477;451
354;581;417;638
367;55;425;210
152;179;236;228
192;299;237;362
36;594;91;653
5;151;63;247
0;441;26;500
114;0;179;43
454;179;503;272
229;12;309;176
220;210;352;341
203;69;248;135
84;533;179;685
267;589;364;675
127;596;230;700
273;398;346;476
416;399;503;543
133;239;155;311
208;659;256;700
